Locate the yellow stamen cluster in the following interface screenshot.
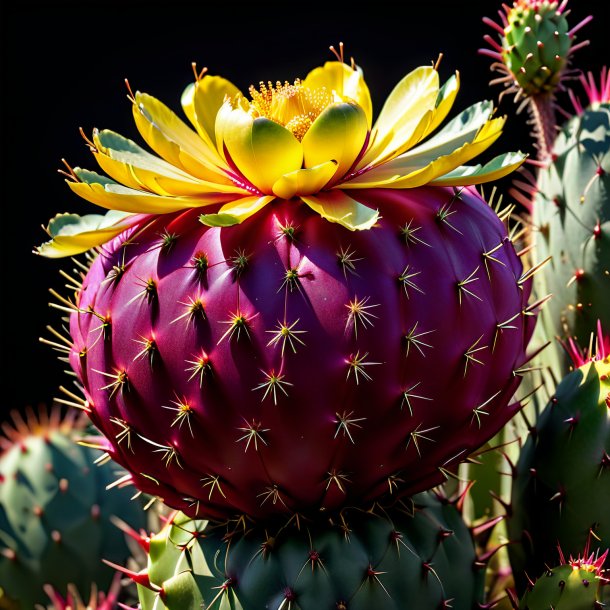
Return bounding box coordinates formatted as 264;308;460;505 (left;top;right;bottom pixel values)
249;79;332;141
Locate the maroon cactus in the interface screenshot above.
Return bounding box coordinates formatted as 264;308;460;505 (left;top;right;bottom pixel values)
66;186;535;521
39;53;536;522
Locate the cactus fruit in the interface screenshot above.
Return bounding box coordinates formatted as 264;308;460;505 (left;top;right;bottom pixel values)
134;491;485;610
38;51;536;523
507;324;610;595
516;547;609;609
0;407;146;609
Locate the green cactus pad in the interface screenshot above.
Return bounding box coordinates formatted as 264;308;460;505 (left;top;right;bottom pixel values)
519;561;607;609
0;409;146;609
508;356;610;595
137;493;485;610
533;103;610;371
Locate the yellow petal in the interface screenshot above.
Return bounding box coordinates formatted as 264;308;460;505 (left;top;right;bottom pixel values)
303;61;373;127
69;169;232;214
199;195;275;227
358;66;439;168
36;211;141;258
132;92;230;183
272;161;337;199
343;117;506;189
218;107;303;194
426;72;460;136
302;102;368;183
92;130;247;197
181;75;241;151
300;190;378;231
430;151;527;186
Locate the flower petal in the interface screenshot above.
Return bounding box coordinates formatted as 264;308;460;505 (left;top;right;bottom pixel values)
36;210;141;258
302;102;368;183
272;161;338;199
219;108;303;194
430;151;527;186
388;100;495;169
92;129;247;196
358;66;439;168
132;92;231;183
427;72;460;135
343;116;507;189
300;190;379;231
68;169;233;214
199;195;275;227
181;74;242;151
303;61;373;127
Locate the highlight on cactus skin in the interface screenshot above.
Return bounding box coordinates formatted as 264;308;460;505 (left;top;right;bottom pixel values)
0;406;146;609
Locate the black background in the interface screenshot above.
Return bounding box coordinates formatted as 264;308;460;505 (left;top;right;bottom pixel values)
0;1;605;421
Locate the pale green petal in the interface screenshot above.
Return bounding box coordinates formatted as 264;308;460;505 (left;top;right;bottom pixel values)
36;210;139;258
93;130;247;196
343;117;506;189
272;161;337;199
430;151;527;186
69;169;232;213
199;195;275;227
300;190;379;231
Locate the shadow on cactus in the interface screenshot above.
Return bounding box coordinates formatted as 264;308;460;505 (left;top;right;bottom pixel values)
36;45;539;526
0;406;146;609
127;491;486;610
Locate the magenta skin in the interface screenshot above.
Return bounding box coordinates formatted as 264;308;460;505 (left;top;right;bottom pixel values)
69;187;535;522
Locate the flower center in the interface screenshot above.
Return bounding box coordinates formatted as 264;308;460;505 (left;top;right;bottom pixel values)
248;80;332;141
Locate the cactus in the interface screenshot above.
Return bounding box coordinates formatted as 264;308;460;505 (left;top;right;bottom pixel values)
0;407;146;609
517;547;609;609
36;575;121;610
528;72;610;372
481;0;592;160
132;491;485;610
507;324;610;595
38;50;536;523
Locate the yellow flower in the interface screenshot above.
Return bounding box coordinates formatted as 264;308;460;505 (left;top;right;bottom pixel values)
36;49;525;257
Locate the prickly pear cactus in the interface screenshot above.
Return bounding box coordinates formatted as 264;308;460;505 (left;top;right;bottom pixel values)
532;87;610;366
38;50;535;524
0;407;146;609
508;329;610;595
135;492;485;610
518;549;609;609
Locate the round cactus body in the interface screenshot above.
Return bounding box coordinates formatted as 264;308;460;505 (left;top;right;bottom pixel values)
502;1;571;97
68;186;535;522
508;340;610;595
0;409;146;609
533;102;610;364
136;492;485;610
